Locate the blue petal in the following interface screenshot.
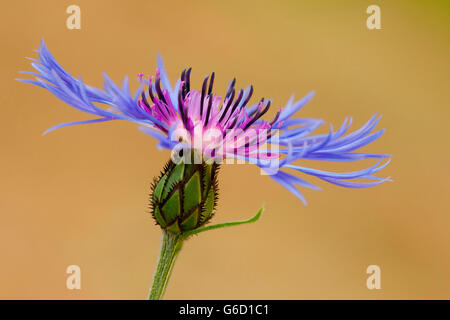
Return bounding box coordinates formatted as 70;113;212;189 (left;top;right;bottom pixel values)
269;172;308;205
285;159;390;180
276;91;315;125
319;176;391;188
157;54;179;111
43;118;111;135
138;126;176;150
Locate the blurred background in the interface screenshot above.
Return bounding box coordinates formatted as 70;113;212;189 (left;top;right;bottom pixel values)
1;0;449;299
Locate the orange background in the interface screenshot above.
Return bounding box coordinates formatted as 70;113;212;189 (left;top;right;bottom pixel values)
1;0;449;299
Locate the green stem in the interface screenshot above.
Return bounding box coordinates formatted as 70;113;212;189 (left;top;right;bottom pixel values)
148;230;184;300
148;207;264;300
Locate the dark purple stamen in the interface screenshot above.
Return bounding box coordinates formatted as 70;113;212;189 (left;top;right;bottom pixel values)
200;75;209;116
226;78;236;98
241;85;253;108
208;72;215;95
180;69;187;98
257;100;271;119
219;88;235;123
148;81;156;104
141;92;151;109
178;86;188;127
169;67;277;134
204;93;213;127
243;100;271;130
269;109;282;126
153;99;170;121
224;88;244;124
155;77;167;105
185;68;192;93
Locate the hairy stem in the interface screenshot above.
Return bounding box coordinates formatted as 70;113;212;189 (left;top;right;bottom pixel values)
148;230;184;300
148;207;263;299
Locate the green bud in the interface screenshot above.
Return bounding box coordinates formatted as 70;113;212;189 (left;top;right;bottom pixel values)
150;158;219;235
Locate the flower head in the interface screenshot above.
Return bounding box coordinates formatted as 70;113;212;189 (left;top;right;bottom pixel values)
18;40;390;205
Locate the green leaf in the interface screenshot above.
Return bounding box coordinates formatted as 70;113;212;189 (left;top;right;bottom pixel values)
183;162;194;179
180;208;199;231
166;220;181;234
202;164;212;199
161;190;181;223
183;171;202;214
199;187;215;225
181;206;264;239
153;173;168;202
162;163;184;200
153;206;166;227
